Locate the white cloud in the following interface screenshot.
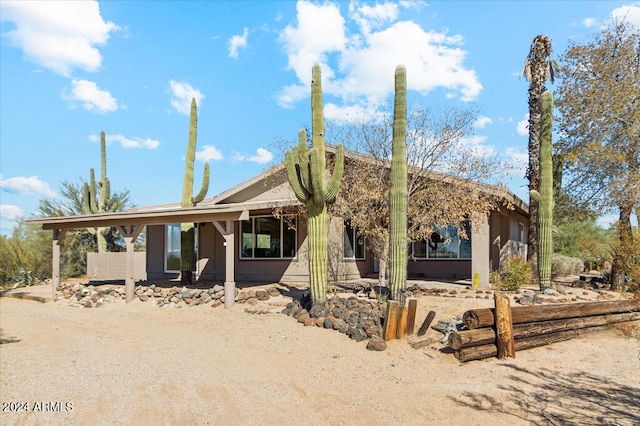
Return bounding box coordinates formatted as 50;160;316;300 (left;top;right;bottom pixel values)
349;2;398;37
233;148;274;164
0;0;119;76
228;27;249;59
62;79;117;113
196;145;223;162
517;114;529;136
169;80;204;115
583;17;597;28
277;1;482;110
104;134;159;149
0;205;23;222
474;116;493;129
504;147;528;178
248;148;274;164
611;3;640;28
0;175;58;198
278;0;347;91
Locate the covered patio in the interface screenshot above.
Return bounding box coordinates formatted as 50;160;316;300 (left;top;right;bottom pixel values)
28;202;253;308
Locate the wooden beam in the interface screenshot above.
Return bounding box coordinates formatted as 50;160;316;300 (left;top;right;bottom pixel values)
417;310;436;337
396;306;408;339
406;299;417;335
462;299;640;329
384;300;400;341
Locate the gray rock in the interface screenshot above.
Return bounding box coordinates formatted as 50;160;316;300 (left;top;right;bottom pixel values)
256;290;270;301
349;328;367;342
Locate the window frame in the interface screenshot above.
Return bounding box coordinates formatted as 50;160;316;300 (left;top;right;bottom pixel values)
165;223;198;272
411;221;472;260
240;215;297;260
343;220;366;260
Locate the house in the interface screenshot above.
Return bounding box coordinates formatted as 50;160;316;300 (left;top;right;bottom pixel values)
29;148;529;307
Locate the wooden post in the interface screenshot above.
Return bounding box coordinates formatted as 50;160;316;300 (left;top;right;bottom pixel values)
119;225;144;303
406;299;417;335
494;292;515;359
51;229;66;301
417;310;436;336
384;300;400;341
212;219;237;309
396;306;408;339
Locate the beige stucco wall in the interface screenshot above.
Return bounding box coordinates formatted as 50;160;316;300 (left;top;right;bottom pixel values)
87;252;147;281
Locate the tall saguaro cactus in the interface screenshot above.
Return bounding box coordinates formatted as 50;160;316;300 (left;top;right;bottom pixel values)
530;90;554;290
83;130;111;252
285;64;344;317
388;65;408;303
180;98;210;285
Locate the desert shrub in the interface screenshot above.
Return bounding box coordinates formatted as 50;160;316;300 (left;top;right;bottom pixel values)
496;256;533;291
552;254;585;278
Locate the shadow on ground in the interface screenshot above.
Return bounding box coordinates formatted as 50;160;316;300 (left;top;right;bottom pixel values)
450;363;640;425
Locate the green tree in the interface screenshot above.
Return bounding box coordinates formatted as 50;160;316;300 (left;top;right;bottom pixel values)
555;19;639;290
0;219;51;287
521;35;559;282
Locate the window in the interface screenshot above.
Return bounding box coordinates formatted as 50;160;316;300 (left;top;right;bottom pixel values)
411;221;471;259
165;224;198;271
241;216;296;259
344;221;365;259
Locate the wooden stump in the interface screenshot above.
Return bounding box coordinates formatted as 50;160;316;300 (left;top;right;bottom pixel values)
494;292;515;359
417;311;436;337
384;300;400;341
396;306;408;339
407;299;417;335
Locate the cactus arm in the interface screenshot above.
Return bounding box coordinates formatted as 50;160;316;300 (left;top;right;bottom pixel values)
285;149;310;202
529;189;541;202
296;129;310;188
311;64;326;166
89;168;97;213
83;181;91;214
309;148;326;206
192;162;210;205
325;143;345;203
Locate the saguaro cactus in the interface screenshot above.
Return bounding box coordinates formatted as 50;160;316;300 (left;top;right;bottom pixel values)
83;130;111;252
530;90;553;290
388;65;408;303
180;98;210;285
285;64;344;317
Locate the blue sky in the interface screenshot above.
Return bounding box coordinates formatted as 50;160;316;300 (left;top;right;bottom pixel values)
1;0;639;235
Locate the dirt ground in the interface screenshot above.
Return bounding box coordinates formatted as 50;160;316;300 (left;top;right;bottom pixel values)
1;281;639;426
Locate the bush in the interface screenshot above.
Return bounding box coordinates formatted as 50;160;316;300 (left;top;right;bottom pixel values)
495;256;533;291
551;254;585;278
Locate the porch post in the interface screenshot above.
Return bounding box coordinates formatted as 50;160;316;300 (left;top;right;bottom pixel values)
51;229;66;301
119;225;145;303
212;219;236;309
471;214;491;288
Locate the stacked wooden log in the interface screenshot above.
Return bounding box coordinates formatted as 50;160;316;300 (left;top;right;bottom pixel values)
447;294;640;362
